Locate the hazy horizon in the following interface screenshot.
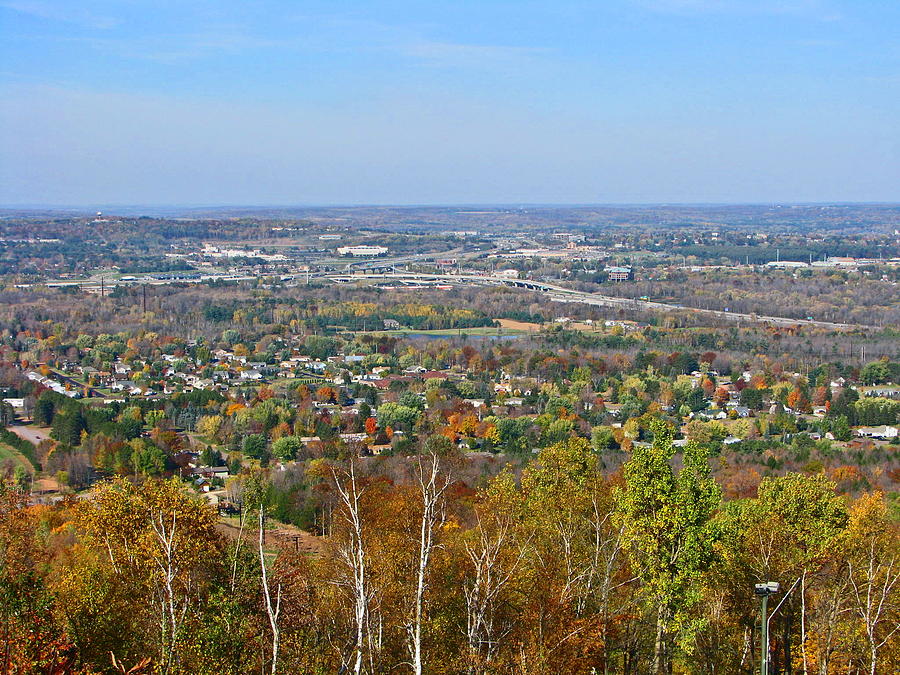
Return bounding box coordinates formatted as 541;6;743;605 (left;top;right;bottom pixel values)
5;200;900;212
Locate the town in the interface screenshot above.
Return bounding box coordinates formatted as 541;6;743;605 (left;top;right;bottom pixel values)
1;205;899;675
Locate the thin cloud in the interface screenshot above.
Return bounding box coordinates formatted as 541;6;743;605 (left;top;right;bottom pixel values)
863;73;900;85
70;28;294;65
401;41;550;68
284;13;549;69
1;0;120;29
49;12;551;72
636;0;835;17
794;38;840;47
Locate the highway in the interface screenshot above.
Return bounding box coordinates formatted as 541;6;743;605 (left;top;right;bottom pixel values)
322;271;868;331
19;263;869;331
342;247;468;272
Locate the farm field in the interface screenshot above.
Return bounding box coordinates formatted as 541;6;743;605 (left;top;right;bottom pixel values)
496;318;543;332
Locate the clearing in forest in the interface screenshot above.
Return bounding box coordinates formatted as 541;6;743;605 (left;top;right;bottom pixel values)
496;318;543;332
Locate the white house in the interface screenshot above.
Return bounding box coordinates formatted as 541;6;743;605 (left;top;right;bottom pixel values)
856;426;898;439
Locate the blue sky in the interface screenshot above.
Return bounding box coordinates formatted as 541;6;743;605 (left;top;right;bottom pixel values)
1;0;898;205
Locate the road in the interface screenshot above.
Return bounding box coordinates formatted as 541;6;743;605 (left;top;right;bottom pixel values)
7;424;51;445
15;249;473;291
322;272;869;331
19;260;871;331
342;247;468;272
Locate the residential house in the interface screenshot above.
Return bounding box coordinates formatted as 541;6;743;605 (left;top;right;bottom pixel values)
856;425;899;439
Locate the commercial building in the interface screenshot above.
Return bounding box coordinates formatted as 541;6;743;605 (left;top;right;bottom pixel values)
337;245;389;257
605;266;633;281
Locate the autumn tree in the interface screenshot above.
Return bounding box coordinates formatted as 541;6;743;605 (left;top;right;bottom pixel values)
0;485;77;672
519;437;629;670
844;492;900;675
716;473;850;674
617;421;720;674
76;478;220;673
459;470;528;674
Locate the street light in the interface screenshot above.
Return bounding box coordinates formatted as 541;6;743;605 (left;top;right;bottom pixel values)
754;582;780;675
754;578;802;675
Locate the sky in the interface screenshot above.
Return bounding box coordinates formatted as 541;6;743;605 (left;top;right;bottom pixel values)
1;0;898;206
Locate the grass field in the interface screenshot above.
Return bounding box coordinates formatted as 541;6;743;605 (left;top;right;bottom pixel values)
269;376;327;389
496;319;543;332
0;443;34;474
355;325;530;337
567;321;605;332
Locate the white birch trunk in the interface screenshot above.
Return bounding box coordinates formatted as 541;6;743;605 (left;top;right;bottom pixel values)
258;508;282;675
333;460;369;675
407;452;449;675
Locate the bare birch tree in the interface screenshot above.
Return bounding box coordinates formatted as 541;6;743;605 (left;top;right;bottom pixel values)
847;529;900;675
149;509;188;675
245;474;282;674
332;459;372;675
463;504;529;674
405;451;450;675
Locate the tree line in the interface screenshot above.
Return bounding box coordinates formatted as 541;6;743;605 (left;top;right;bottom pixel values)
3;427;898;674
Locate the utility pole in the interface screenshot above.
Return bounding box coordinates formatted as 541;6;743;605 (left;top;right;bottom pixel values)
755;582;780;675
760;593;769;675
142;284;147;313
755;578;801;675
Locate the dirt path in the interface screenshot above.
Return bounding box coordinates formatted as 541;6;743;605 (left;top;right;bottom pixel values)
216;519;325;555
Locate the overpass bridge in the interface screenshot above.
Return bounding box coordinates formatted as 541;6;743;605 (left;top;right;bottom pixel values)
322;271;866;331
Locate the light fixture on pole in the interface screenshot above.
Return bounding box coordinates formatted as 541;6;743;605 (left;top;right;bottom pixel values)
754;581;780;675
